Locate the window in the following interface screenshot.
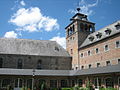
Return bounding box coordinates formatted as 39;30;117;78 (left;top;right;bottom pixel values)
115;23;120;30
96;48;99;53
106;61;111;66
104;45;109;51
15;78;23;88
105;28;111;35
88;36;94;41
50;80;57;88
55;46;59;51
94;78;101;88
39;79;46;87
0;58;3;68
89;64;91;69
37;60;42;69
61;80;67;87
81;66;84;69
80;53;83;57
116;41;120;48
71;49;73;54
71;80;75;87
96;32;102;39
118;59;120;64
2;79;10;87
27;79;32;89
17;59;23;69
88;51;91;56
78;79;83;87
97;63;100;67
105;78;114;88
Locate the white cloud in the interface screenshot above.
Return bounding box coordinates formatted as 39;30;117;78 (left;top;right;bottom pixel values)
69;0;98;16
20;0;26;6
9;7;59;32
50;36;66;49
4;31;18;38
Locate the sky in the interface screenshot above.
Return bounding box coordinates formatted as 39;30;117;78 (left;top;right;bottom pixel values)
0;0;120;48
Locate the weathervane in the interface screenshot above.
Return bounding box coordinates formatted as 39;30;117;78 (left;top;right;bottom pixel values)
76;1;80;13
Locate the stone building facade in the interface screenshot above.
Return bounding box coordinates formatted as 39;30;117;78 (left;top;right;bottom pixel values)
0;8;120;90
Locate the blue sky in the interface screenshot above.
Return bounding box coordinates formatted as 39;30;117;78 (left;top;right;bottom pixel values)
0;0;120;48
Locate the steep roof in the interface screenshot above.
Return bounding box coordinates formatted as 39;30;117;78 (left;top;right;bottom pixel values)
0;38;70;57
80;20;120;49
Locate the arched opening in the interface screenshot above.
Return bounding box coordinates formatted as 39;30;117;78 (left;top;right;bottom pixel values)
105;78;114;88
80;23;84;31
85;24;88;31
89;25;93;33
72;25;75;33
15;78;23;88
2;79;10;88
78;79;83;87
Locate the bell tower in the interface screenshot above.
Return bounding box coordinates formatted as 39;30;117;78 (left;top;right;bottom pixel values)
65;8;95;70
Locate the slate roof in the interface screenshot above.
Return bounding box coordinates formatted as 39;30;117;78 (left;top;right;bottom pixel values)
80;20;120;48
0;38;70;57
0;64;119;76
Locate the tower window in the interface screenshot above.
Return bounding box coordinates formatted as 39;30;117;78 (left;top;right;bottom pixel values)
97;63;100;67
104;45;109;51
116;41;120;48
106;61;111;66
55;46;59;51
17;59;23;69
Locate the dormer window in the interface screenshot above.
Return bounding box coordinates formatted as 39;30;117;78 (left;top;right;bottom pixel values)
115;23;120;30
96;32;102;39
105;28;112;35
88;36;94;41
55;46;59;51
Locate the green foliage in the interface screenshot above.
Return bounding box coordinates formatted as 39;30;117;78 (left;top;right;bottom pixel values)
79;87;89;90
50;88;58;90
40;82;46;90
99;87;117;90
61;88;72;90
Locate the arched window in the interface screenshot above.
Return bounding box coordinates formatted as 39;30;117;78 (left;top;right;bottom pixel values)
37;60;42;69
17;59;23;69
89;25;93;33
2;79;10;88
73;25;75;33
0;58;3;68
105;78;114;88
80;23;84;31
85;24;88;31
78;79;83;87
15;78;23;88
27;79;32;89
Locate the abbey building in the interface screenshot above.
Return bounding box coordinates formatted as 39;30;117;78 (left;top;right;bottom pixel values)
0;8;120;90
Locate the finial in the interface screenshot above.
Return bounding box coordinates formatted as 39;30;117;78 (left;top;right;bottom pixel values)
77;7;80;13
76;1;80;13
